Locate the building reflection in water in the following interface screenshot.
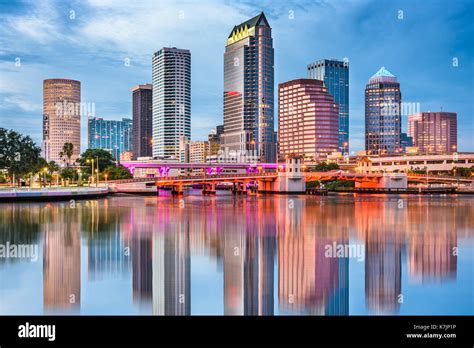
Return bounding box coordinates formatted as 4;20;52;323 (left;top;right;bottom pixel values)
10;193;467;316
152;207;191;315
277;198;349;315
407;201;458;283
222;199;276;315
43;203;81;313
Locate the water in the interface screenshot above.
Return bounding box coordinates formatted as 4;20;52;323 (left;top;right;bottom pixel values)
0;191;472;315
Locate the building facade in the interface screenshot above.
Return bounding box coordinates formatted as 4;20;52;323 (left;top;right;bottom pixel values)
221;12;275;163
365;67;402;155
278;79;339;160
208;125;224;157
88;117;132;160
307;59;349;152
42;78;81;163
408;112;457;153
189;141;210;163
132;84;153;159
152;47;191;159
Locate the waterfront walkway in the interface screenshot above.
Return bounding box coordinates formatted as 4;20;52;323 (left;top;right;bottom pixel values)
0;186;109;202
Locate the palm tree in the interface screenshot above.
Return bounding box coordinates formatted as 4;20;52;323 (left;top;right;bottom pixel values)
62;143;74;166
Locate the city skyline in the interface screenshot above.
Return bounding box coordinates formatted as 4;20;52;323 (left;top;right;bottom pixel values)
0;0;473;154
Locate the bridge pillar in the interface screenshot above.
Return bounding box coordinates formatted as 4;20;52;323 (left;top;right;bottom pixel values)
241;182;247;195
231;182;237;195
202;183;216;195
172;184;184;196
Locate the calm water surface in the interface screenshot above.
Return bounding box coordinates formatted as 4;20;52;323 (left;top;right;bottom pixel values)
0;192;473;315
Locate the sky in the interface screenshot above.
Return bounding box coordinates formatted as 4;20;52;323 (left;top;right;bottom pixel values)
0;0;473;153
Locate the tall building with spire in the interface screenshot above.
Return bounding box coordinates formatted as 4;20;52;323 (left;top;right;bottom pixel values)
152;47;191;159
220;12;275;163
365;67;402;155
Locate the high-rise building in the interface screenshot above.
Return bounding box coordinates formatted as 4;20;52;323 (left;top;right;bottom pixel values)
221;12;275;163
189;141;209;163
308;59;349;152
278;79;339;160
208;125;224;157
88;117;132;160
132;84;153;159
365;67;402;155
400;132;413;152
42;78;81;163
408;112;457;153
152;47;191;159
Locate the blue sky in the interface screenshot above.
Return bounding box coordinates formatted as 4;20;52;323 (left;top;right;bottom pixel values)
0;0;473;153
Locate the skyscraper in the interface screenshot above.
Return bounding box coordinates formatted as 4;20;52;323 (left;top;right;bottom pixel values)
308;59;349;152
132;84;153;159
408;112;457;153
88;117;132;160
42;78;81;163
152;47;191;159
365;67;402;155
278;79;339;160
221;12;275;163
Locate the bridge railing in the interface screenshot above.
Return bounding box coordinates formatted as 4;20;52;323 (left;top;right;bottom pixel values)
109;172;277;184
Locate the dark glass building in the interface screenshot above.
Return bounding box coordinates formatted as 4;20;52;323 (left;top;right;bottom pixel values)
132;84;153;159
152;47;191;159
307;59;349;153
365;67;402;155
221;12;275;163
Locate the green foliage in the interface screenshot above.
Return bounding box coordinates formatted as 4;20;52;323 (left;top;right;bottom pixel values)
325;180;355;190
77;149;115;174
104;165;132;180
59;142;74;166
306;180;320;189
0;128;42;184
313;162;340;172
453;166;472;177
60;167;76;181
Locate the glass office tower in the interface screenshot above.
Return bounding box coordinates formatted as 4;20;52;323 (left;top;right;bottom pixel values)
365;67;402;155
308;59;349;153
221;12;275;163
88;117;132;160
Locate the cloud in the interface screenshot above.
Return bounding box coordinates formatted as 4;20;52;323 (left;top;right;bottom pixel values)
1;95;41;112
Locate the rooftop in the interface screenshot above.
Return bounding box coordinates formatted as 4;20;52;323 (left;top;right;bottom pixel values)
368;66;398;83
227;12;270;38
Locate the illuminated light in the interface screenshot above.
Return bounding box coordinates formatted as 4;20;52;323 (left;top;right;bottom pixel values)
227;91;240;97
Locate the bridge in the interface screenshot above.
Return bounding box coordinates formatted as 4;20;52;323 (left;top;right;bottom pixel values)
120;160;282;177
109;164;473;195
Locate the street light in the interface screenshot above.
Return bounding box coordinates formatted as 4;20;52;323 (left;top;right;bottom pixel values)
42;167;48;188
86;158;94;186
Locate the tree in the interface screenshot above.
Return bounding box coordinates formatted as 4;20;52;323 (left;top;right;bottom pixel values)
0;128;42;186
60;167;76;181
453;167;473;177
62;142;74;166
104;165;133;180
314;162;340;172
77;149;115;175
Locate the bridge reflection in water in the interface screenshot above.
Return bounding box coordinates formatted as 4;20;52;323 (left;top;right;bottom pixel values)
0;194;471;315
